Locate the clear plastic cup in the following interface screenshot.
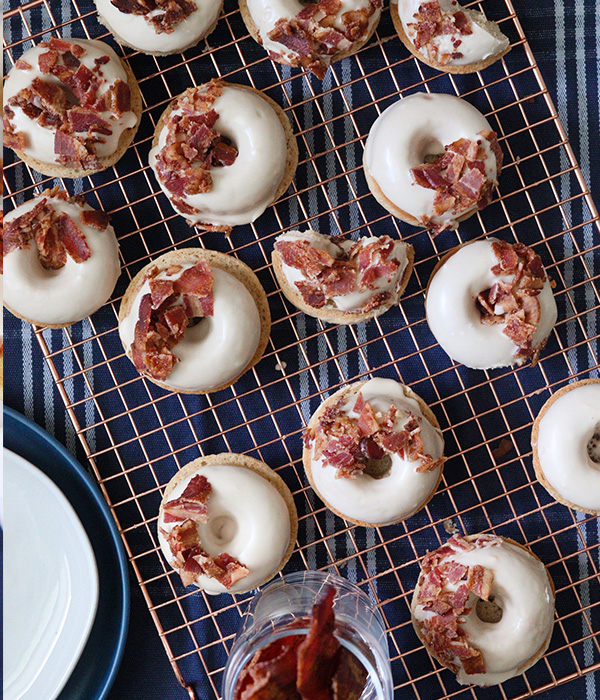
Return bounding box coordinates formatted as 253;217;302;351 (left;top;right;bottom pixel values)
222;570;393;700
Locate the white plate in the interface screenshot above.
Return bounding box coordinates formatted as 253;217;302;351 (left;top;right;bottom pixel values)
3;448;99;700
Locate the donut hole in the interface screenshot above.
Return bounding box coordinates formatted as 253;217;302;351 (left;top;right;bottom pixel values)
587;423;600;466
475;595;503;624
209;514;238;545
362;453;392;480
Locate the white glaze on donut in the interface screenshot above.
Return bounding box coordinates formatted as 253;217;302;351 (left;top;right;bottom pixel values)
95;0;221;53
394;0;509;67
119;263;261;391
364;92;499;230
535;382;600;512
413;536;555;686
3;40;138;166
246;0;380;69
426;239;557;369
275;229;410;312
158;464;292;594
309;378;444;525
149;85;288;228
2;194;120;326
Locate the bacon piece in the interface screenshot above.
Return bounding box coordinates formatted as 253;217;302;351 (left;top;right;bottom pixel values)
164;474;212;521
56;212;91;263
38;50;59;73
4;130;27;150
80;209;110;230
130;261;214;380
107;79;132;116
68;106;113;135
15;58;32;70
410;131;501;234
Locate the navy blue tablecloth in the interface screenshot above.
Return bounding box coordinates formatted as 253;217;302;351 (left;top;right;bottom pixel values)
3;1;599;699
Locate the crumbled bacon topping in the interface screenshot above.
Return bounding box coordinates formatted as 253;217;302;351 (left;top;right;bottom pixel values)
160;474;249;589
476;240;548;362
3;37;133;169
267;0;381;79
111;0;197;33
410;129;502;233
304;390;444;479
2;187;97;272
407;1;474;65
131;261;215;381
276;234;405;314
415;535;501;676
234;587;367;700
154;82;238;225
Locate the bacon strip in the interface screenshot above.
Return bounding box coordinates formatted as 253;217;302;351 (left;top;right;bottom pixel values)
477;240;547;362
276;235;403;314
416;535;502;676
233;587;367;700
406;0;474;66
3;37;132;169
111;0;197;34
130;260;215;381
163;474;212;521
153;83;238;219
267;0;380;79
304;391;444;478
410;130;502;233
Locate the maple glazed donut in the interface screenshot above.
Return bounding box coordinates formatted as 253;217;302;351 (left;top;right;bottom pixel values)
95;0;223;55
3;37;141;178
391;0;510;74
532;379;600;516
411;534;555;686
303;378;445;527
2;187;120;328
272;228;414;324
118;248;271;393
240;0;382;79
426;238;557;370
148;80;298;233
363;92;503;234
158;453;298;594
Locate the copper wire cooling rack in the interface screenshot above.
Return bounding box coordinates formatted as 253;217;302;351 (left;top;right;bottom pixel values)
3;0;600;698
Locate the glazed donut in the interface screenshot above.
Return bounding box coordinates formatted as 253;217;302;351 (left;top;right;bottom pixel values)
391;0;509;74
95;0;222;55
118;248;271;393
158;453;298;594
532;379;600;516
240;0;382;79
425;238;557;370
148;80;298;233
411;534;555;686
3;37;141;178
303;378;445;527
363;92;502;233
272;229;414;324
2;187;120;328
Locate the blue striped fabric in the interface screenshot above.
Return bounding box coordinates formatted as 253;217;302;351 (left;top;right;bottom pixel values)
3;1;599;699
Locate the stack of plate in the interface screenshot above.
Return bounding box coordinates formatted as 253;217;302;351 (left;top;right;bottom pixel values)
2;408;130;700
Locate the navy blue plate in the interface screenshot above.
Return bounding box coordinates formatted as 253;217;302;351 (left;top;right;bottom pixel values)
3;407;130;700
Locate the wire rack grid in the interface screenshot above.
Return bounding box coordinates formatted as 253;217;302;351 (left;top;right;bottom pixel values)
3;0;600;698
